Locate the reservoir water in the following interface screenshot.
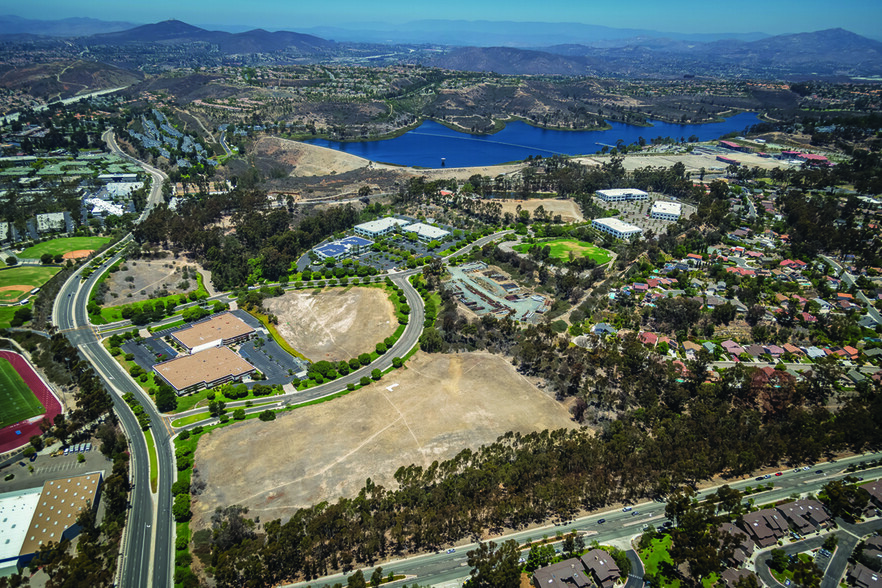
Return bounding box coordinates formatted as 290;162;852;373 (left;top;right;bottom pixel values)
305;112;763;168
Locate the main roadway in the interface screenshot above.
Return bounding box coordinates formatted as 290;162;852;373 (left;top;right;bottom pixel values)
286;451;882;588
54;131;173;588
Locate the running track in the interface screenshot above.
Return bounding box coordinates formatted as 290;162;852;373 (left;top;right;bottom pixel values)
0;350;62;454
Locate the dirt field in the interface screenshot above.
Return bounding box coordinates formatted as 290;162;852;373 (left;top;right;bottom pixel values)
104;258;202;305
482;197;584;223
262;287;397;362
253;136;369;177
62;249;93;259
192;351;577;528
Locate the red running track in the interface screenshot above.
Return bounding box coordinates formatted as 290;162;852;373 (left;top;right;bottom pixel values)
0;350;62;454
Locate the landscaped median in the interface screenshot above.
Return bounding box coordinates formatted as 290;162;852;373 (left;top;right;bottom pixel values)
144;428;159;493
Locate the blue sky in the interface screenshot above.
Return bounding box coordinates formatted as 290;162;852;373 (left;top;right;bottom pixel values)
12;0;882;38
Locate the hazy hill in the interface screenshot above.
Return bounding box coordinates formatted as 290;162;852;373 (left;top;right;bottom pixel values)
0;15;136;36
86;19;335;54
438;28;882;77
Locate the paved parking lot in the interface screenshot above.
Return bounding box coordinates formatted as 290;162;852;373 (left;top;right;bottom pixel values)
0;449;110;493
123;336;177;372
238;337;308;386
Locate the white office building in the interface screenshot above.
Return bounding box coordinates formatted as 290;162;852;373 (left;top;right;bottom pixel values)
353;217;411;239
650;201;682;221
592;217;643;240
401;222;449;242
595;188;649;202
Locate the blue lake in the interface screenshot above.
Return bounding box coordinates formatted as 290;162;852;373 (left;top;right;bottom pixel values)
305;112;763;168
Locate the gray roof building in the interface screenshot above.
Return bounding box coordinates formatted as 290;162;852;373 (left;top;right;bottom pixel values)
581;549;621;588
532;558;591;588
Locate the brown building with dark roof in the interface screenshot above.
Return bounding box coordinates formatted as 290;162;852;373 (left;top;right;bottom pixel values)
153;346;256;394
862;481;882;508
776;499;830;534
739;508;788;547
172;312;255;352
849;564;882;588
581;549;622;588
532;558;592;588
719;523;755;566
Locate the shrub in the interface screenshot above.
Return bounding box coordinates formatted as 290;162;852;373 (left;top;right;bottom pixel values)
392;357;404;368
258;410;276;421
371;368;382;381
360;376;371;386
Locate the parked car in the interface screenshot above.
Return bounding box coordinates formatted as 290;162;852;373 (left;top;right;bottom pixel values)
622;506;632;512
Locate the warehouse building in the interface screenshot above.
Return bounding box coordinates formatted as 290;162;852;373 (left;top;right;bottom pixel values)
650;201;682;221
595;188;649;202
592;217;643;240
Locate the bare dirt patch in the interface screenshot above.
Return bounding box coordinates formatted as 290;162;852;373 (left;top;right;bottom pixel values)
483;197;585;223
104;258;203;305
262;287;397;362
192;351;578;528
253;136;369;177
61;249;93;259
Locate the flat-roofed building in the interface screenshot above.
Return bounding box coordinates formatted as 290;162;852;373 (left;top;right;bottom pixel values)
651;201;682;221
401;222;450;242
592;217;643;240
18;473;102;565
35;211;72;234
171;312;255;352
314;235;373;260
596;188;649;202
354;217;410;238
0;488;42;575
153;346;256;394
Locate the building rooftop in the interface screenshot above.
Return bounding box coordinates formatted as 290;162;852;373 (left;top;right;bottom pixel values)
172;312;254;351
592;217;643;234
153;346;255;392
401;222;449;240
19;473;102;557
596;188;649;198
651;201;682;215
354;217;410;234
532;558;592;588
0;488;42;565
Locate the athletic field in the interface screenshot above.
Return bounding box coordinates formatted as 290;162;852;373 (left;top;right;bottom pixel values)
514;239;613;264
0;266;60;303
0;358;44;429
20;236;111;259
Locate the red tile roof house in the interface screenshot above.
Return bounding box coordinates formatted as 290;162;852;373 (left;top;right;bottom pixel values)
639;332;659;346
800;312;818;323
581;549;622;588
647;278;660;288
782;343;804;357
634;283;649;292
843;346;859;360
739;508;788;547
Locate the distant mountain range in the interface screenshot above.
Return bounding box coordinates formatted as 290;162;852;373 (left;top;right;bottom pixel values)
0;15;137;36
1;16;881;79
86;20;334;54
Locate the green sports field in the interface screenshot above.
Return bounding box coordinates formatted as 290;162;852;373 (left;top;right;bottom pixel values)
20;236;112;259
0;266;60;302
514;239;613;264
0;358;44;429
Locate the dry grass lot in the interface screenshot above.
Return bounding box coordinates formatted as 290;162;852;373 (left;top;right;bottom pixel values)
253;136;369;177
263;287;397;362
104;258;201;304
482;197;584;223
192;351;577;528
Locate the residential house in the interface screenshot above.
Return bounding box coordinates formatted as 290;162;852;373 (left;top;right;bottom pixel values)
639;332;658;346
765;344;785;358
745;344;767;359
722;340;745;356
776;499;831;534
782;343;804;357
861;480;882;508
721;570;758;588
683;341;702;359
703;342;718;355
592;323;618;336
532;558;592;588
842;346;859;360
581;549;621;588
739;508;788;547
719;523;755;567
848;564;882;588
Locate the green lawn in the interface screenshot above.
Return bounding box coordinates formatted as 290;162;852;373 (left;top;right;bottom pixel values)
0;358;45;428
640;535;681;588
0;266;60;302
20;236;112;259
514;238;613;264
